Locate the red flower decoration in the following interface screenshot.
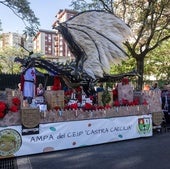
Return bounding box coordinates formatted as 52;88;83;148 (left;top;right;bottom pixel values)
64;105;70;110
54;106;61;111
84;103;93;110
96;105;105;110
105;104;111;109
0;102;7;118
142;99;148;105
133;98;139;105
70;103;78;110
122;99;129;106
10;105;18;112
0;101;6;112
122;77;129;85
75;86;82;92
129;101;135;106
0;111;5;118
113;100;120;107
12;97;21;106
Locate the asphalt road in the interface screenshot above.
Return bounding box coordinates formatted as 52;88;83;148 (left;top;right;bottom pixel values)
17;131;170;169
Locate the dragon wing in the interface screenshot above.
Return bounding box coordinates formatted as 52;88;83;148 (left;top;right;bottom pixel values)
54;10;131;79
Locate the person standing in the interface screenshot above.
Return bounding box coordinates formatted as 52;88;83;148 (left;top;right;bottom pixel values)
37;83;44;96
150;82;160;91
143;84;150;91
21;64;36;104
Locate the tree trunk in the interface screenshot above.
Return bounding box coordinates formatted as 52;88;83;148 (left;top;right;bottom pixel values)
136;57;144;91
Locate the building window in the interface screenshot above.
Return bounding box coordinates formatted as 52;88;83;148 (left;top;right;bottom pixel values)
68;52;71;57
48;35;52;42
59;52;63;56
48;46;51;51
59;41;63;45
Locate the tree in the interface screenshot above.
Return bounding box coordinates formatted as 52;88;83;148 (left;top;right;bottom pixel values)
71;0;170;90
0;47;27;74
144;39;170;82
71;0;113;12
0;19;2;32
0;0;40;36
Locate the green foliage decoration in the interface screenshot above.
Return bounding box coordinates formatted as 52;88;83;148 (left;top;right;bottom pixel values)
102;89;111;106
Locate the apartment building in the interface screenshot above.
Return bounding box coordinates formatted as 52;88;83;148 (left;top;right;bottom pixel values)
53;9;78;61
33;29;56;57
0;32;33;52
0;32;22;48
32;9;77;62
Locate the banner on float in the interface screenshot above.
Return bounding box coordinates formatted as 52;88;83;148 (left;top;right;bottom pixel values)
0;114;152;158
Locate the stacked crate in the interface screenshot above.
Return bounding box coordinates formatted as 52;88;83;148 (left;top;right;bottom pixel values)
44;90;64;109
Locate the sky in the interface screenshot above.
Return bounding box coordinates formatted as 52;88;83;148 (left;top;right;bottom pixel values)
0;0;72;34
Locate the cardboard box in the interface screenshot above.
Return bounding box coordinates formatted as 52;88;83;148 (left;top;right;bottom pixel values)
44;90;64;109
118;83;133;104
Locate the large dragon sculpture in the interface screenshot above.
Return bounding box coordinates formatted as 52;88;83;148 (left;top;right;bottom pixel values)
15;10;138;96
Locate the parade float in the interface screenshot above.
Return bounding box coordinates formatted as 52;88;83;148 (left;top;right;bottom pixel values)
0;10;162;159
